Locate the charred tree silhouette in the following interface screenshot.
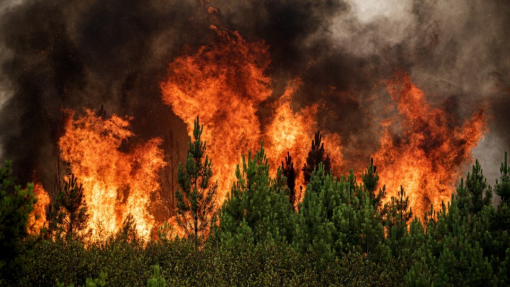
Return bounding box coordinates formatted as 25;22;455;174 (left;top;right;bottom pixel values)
302;131;331;184
281;152;296;207
161;129;182;215
49;173;89;240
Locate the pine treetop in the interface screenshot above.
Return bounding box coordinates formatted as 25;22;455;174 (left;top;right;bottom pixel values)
496;151;510;205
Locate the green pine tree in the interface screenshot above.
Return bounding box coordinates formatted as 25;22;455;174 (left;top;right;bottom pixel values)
467;160;492;213
0;161;36;279
384;186;413;256
175;117;217;246
456;177;470;217
217;143;296;244
411;197;495;286
496;248;510;286
297;163;386;261
456;159;492;216
361;158;386;209
495;151;510;205
296;164;346;259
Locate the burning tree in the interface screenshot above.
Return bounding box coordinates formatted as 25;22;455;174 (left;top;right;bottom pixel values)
176;117;217;245
302;131;331;184
48;173;89;240
160;130;182;216
281;152;296;207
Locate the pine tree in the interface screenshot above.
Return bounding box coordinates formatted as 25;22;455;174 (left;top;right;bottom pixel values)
486;153;510;266
467;160;492;213
147;265;166;287
217;144;296;244
385;186;413;255
49;174;89;240
281;152;296;207
496;248;510;286
297;163;386;260
456;159;492;217
361;158;385;209
0;161;36;278
302;131;331;184
387;186;413;227
495;151;510;205
456;177;471;217
296;163;345;259
423;198;494;286
176;117;217;246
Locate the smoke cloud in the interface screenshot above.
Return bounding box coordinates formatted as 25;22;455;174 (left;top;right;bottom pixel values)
0;0;509;197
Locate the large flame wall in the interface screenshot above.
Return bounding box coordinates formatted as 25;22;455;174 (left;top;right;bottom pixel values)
161;26;486;219
161;26;343;204
58;110;166;241
22;15;488;242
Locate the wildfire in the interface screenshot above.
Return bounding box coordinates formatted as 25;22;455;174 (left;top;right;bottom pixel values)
161;26;343;204
27;183;50;235
373;74;486;218
264;79;343;200
39;27;486;243
58;110;166;242
161;25;272;202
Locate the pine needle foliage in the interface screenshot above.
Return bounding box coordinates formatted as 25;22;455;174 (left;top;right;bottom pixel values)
175;117;217;246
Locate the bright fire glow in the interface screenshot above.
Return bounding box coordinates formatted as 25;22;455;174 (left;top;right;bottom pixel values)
58;110;166;242
373;74;486;218
27;183;50;235
42;27;486;243
161;26;343;205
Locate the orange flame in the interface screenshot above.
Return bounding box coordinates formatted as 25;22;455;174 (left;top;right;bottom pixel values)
50;27;485;239
162;25;271;202
58;110;166;242
373;74;486;218
264;79;343;200
27;183;50;235
161;26;342;204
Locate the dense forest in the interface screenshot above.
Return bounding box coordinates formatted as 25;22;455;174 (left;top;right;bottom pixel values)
0;117;509;287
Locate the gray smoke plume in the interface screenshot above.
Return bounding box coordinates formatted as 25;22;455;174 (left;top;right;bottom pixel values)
0;0;509;202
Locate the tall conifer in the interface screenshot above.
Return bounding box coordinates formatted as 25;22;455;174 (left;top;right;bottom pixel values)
495;151;510;205
176;117;217;246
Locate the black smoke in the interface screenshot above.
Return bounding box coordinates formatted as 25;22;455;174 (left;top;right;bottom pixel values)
1;0;509;195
